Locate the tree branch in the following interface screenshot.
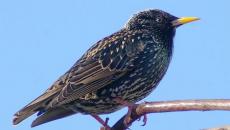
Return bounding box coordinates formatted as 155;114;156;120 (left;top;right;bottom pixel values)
203;125;230;130
106;99;230;130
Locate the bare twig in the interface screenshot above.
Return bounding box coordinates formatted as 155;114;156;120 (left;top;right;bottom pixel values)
101;99;230;130
203;125;230;130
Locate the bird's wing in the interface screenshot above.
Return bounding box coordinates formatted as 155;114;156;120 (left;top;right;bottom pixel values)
51;30;148;106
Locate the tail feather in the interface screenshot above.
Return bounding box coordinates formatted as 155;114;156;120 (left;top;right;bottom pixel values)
13;102;44;125
13;73;69;126
13;87;60;125
31;107;76;127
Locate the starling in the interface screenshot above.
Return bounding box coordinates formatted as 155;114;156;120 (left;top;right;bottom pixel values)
13;9;199;127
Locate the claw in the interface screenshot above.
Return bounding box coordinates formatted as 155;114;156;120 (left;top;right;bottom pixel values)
140;101;150;126
114;97;136;129
114;98;149;128
91;115;111;130
141;114;147;126
105;117;109;125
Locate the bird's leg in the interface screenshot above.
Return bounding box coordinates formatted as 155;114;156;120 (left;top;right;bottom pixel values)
136;113;148;126
114;98;135;127
114;98;148;127
141;114;148;126
91;114;110;130
139;101;149;126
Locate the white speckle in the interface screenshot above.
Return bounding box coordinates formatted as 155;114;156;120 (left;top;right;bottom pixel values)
97;99;104;104
139;67;144;71
117;92;121;95
132;78;141;86
148;63;152;67
137;36;141;40
122;41;125;44
134;56;139;59
103;52;107;56
124;80;129;84
110;50;113;55
119;85;125;90
115;87;118;92
100;89;106;95
116;47;119;52
149;59;153;62
108;44;111;47
121;45;124;49
154;47;160;51
129;72;136;78
111;92;116;97
106;98;110;101
131;39;135;43
152;35;161;44
119;55;122;59
124;37;127;40
110;59;113;63
140;60;144;64
115;41;118;44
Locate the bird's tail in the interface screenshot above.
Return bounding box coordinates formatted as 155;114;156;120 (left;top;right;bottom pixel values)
13;101;45;125
31;107;76;127
13;88;60;125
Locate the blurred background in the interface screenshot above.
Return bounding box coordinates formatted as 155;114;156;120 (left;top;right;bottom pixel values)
1;0;229;130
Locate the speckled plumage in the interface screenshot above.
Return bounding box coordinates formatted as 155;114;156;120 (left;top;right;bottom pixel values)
13;9;198;127
65;28;174;114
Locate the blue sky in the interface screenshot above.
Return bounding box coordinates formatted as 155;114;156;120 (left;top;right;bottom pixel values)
1;0;230;130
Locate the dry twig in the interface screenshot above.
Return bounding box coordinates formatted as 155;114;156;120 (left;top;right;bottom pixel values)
99;99;230;130
203;125;230;130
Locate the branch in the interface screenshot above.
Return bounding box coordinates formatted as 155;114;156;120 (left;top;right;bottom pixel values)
203;125;230;130
107;99;230;130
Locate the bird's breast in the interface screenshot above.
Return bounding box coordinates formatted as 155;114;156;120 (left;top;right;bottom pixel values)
67;37;173;115
98;41;172;102
123;46;171;101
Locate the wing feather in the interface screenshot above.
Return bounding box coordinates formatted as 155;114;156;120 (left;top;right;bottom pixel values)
50;30;149;107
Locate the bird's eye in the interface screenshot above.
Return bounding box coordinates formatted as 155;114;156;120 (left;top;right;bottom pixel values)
155;16;163;23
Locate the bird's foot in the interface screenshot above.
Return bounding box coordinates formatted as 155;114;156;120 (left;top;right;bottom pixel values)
114;97;136;128
138;114;147;126
91;115;110;130
124;105;134;128
114;98;149;127
138;101;150;126
125;104;148;127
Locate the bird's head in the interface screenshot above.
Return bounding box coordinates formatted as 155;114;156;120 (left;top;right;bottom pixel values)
126;9;199;33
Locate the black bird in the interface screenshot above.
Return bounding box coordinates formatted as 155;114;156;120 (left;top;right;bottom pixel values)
13;9;199;127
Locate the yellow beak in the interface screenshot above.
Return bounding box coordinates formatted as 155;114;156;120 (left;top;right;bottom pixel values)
172;17;200;27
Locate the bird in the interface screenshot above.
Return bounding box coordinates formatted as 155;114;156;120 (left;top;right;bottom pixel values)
13;9;199;128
